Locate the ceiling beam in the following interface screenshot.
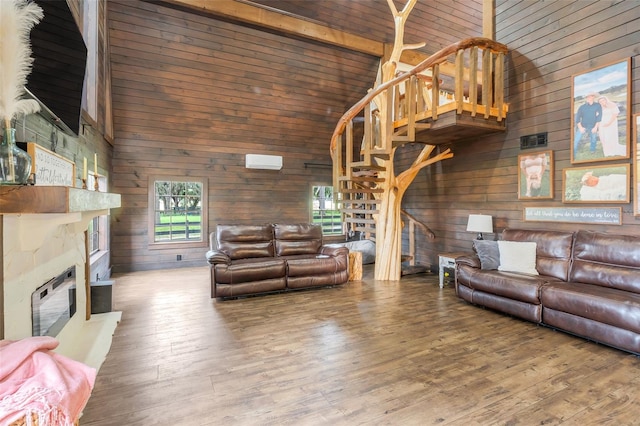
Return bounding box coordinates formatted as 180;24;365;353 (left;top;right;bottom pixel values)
161;0;385;57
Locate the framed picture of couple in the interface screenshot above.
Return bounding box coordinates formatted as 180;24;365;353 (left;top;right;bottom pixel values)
571;58;630;164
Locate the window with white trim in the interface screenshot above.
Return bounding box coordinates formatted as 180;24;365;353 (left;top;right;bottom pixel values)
149;177;208;247
311;185;341;235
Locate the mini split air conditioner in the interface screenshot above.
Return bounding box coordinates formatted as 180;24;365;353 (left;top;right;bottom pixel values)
245;154;283;170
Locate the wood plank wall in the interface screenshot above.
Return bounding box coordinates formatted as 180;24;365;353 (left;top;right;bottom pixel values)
107;0;378;272
400;1;640;270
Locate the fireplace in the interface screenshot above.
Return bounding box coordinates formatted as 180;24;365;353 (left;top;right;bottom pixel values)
31;266;77;337
2;187;121;368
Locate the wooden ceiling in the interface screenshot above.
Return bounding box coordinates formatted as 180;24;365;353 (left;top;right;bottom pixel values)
161;0;484;58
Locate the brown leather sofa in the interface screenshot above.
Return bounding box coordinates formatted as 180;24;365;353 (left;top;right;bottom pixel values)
456;229;640;355
206;223;349;299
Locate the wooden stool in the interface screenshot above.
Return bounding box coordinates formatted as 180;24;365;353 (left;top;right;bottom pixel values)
348;250;363;281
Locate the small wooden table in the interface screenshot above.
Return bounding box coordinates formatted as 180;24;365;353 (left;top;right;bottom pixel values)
348;251;363;281
438;252;469;288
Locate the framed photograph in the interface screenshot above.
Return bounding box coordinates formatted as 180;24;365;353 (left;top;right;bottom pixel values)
562;163;630;203
518;150;553;199
635;114;640;216
571;58;630;164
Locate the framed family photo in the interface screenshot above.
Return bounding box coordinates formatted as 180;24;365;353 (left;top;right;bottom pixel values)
518;150;553;199
571;58;630;164
635;114;640;216
562;163;630;203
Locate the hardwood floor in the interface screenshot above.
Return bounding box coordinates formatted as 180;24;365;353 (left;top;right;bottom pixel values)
81;266;640;425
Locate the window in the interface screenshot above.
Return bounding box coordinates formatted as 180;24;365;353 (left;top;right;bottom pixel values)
88;216;100;254
149;177;208;247
88;174;108;256
311;185;342;235
82;0;98;121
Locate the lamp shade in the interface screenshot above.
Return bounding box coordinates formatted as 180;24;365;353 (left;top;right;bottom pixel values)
466;214;493;233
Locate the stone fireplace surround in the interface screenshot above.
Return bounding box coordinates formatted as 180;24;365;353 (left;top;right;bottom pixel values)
2;186;121;369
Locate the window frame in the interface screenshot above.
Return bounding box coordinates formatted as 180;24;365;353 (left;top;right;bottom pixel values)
310;184;342;236
147;176;208;250
88;216;100;254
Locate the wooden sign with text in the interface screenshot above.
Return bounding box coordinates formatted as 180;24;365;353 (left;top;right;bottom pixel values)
18;142;75;187
523;207;622;225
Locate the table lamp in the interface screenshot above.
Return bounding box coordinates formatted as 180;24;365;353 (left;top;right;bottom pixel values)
466;214;493;240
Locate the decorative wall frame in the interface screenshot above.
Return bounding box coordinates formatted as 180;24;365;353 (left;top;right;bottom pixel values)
571;58;630;164
518;150;553;199
562;163;630;203
635;114;640;216
523;207;622;225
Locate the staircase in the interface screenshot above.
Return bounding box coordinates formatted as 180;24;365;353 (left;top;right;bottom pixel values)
331;37;509;242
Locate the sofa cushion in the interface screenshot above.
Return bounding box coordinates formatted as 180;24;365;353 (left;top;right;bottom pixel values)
286;255;347;277
214;258;286;284
463;269;548;304
502;229;574;281
215;279;287;298
498;241;538;275
473;240;500;270
288;271;348;289
542;308;640;355
542;282;640;334
216;224;274;259
274;223;322;256
570;230;640;293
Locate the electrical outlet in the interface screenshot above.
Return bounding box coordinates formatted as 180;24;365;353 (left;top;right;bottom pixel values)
177;255;182;261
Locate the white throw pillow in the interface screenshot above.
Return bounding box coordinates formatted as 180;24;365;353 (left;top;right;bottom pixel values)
497;240;539;275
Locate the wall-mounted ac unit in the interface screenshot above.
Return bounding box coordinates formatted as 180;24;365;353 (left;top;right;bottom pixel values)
245;154;283;170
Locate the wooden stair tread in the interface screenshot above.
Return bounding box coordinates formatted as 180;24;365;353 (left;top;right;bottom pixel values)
339;188;384;194
343;217;375;224
338;176;384;183
341;208;379;214
350;163;386;171
339;199;381;205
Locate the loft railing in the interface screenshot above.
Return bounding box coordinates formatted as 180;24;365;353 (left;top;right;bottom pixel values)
330;37;509;189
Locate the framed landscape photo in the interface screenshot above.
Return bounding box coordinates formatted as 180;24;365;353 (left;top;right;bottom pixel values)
518;150;553;199
562;163;630;203
635;114;640;216
571;58;630;164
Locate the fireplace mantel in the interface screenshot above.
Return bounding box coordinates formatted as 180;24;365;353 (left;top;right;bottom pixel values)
0;186;121;251
0;185;121;214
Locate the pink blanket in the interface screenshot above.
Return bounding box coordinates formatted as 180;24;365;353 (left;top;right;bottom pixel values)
0;336;96;425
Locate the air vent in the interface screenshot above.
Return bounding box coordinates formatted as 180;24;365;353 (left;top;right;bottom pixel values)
520;132;548;149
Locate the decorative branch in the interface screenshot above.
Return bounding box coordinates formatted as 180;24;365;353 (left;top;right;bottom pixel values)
0;0;43;129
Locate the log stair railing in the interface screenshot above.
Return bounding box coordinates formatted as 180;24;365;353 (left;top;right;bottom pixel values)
331;37;509;242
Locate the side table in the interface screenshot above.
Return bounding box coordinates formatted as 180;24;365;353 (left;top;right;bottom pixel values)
348;250;363;281
438;252;469;288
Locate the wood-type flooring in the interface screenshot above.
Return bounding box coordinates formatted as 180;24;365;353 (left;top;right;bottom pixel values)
81;266;640;425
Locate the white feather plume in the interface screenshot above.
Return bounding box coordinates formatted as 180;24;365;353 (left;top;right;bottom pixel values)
0;0;43;126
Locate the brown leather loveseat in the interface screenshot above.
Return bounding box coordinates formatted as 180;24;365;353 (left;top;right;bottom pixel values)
456;228;640;355
206;223;349;299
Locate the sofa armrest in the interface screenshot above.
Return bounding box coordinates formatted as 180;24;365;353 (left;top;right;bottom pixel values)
320;245;349;257
206;249;231;265
455;254;481;269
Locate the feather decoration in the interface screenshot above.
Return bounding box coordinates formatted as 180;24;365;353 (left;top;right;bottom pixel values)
0;0;43;129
